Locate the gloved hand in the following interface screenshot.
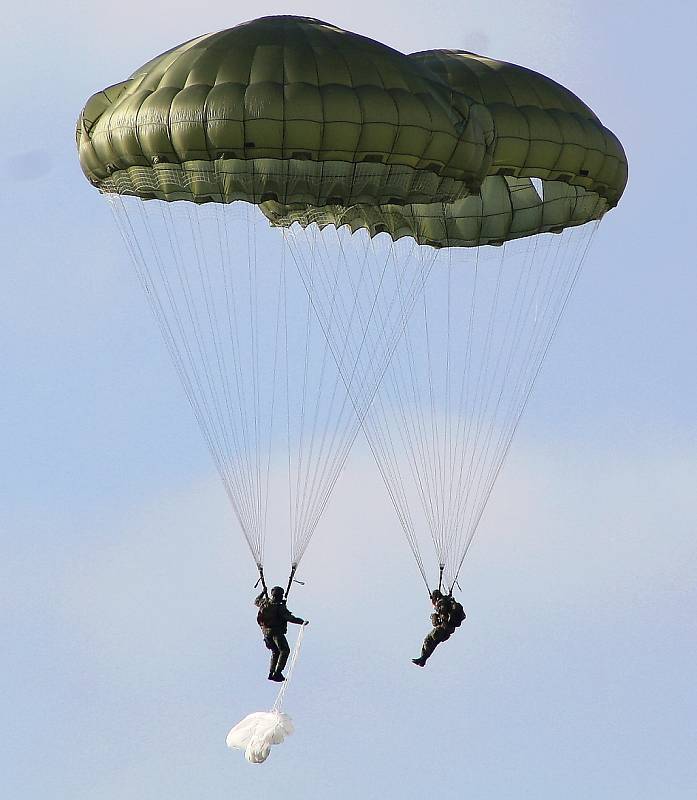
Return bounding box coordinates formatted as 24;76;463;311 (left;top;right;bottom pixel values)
303;620;310;626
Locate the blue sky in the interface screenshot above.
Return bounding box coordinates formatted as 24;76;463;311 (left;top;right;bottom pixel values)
2;1;696;798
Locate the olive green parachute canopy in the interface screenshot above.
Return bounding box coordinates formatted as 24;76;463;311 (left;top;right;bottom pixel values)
261;49;627;247
76;17;495;206
78;20;627;245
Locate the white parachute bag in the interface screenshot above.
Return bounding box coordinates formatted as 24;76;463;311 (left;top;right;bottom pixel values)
226;625;304;764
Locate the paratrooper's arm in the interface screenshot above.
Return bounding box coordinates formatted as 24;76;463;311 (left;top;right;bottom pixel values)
282;607;305;625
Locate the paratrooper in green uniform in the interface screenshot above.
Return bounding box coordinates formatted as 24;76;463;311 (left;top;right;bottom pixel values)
255;586;308;682
412;589;466;667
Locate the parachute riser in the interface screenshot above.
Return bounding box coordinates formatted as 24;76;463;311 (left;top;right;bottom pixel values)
284;563;304;599
254;564;269;599
437;564;445;596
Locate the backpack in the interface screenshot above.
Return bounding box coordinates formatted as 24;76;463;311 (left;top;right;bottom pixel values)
446;599;466;628
257;600;281;628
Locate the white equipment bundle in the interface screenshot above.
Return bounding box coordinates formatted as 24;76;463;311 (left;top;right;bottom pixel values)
225;711;295;764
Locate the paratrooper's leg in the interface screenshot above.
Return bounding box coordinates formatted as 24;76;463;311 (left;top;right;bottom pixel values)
264;634;281;679
273;634;291;679
412;627;450;667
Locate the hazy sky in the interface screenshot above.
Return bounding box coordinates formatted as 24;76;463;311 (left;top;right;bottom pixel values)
2;2;696;798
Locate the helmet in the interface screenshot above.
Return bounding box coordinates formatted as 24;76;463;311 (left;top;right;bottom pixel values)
270;586;285;601
430;589;443;602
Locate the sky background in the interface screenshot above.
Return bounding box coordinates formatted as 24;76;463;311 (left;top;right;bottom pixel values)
2;1;696;798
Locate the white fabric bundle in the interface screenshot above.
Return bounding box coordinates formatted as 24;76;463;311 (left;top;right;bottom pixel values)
226;711;295;764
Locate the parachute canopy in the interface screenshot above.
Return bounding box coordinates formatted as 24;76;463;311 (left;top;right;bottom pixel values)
76;16;495;207
77;16;627;590
77;17;626;224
